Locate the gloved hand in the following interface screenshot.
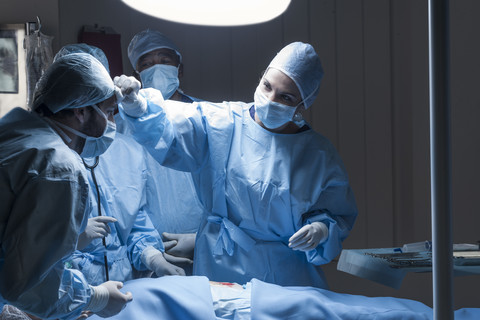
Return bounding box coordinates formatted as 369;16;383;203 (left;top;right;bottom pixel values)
162;232;196;260
163;252;193;270
75;310;93;319
141;246;186;277
113;75;147;118
88;281;133;318
77;216;117;250
162;239;177;251
288;221;329;252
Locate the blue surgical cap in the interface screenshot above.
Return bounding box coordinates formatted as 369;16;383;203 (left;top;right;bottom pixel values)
128;29;182;70
267;42;324;109
32;53;114;114
54;43;110;73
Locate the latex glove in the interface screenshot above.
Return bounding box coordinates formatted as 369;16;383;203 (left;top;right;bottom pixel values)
163;239;178;252
113;75;147;117
77;216;117;250
141;246;186;276
88;281;133;318
75;311;93;319
288;221;328;252
162;232;196;260
163;252;193;269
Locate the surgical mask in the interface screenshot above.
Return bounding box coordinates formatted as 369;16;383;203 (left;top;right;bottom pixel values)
140;64;179;100
47;104;116;158
254;88;303;129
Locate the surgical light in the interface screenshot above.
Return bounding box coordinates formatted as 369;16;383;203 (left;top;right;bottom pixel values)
121;0;291;26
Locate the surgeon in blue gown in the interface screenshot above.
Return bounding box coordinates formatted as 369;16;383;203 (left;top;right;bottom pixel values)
70;133;189;284
0;53;132;319
117;30;206;273
114;42;358;288
117;29;206;236
53;44;189;285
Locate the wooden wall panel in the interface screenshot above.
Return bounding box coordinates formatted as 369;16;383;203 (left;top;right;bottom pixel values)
191;27;233;102
408;1;431;245
450;0;480;242
449;0;480;307
363;0;394;248
391;0;422;245
282;0;310;44
252;17;284;77
335;0;367;249
309;0;340;147
230;26;259;102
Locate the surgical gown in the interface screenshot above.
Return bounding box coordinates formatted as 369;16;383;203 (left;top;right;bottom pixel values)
120;89;358;288
115;114;206;235
68;133;165;285
0;108;92;319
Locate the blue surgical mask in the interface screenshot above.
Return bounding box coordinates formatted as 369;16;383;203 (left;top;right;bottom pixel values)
254;88;302;129
48;104;116;158
140;64;179;100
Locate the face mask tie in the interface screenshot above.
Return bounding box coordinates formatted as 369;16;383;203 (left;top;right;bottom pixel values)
45;105;116;158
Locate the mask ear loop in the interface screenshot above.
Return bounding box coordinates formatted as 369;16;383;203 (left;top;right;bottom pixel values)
292;88;316;123
46;118;89;139
43;117;74;144
91;104;107;121
91;104;111;132
292;112;303;122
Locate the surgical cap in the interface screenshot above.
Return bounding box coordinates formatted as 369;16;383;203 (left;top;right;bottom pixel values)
267;42;324;109
128;29;182;70
32;52;114;114
54;43;110;73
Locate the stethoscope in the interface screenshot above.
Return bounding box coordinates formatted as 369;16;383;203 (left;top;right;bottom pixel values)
82;156;110;282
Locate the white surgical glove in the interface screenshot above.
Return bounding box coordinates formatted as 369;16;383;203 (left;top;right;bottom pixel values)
162;232;196;260
288;221;329;252
77;216;117;250
163;252;193;270
75;310;93;319
87;281;133;318
113;75;147;118
141;246;186;277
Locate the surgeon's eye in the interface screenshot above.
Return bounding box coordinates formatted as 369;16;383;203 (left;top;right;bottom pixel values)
281;93;300;105
138;59;153;69
262;80;272;91
155;54;177;66
160;57;172;64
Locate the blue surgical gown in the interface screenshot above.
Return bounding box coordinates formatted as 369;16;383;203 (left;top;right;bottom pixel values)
120;88;358;288
68;133;165;285
115;111;206;235
0;108;92;319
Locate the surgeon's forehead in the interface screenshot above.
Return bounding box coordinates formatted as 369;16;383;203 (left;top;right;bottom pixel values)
263;68;301;96
138;48;179;63
98;94;117;110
